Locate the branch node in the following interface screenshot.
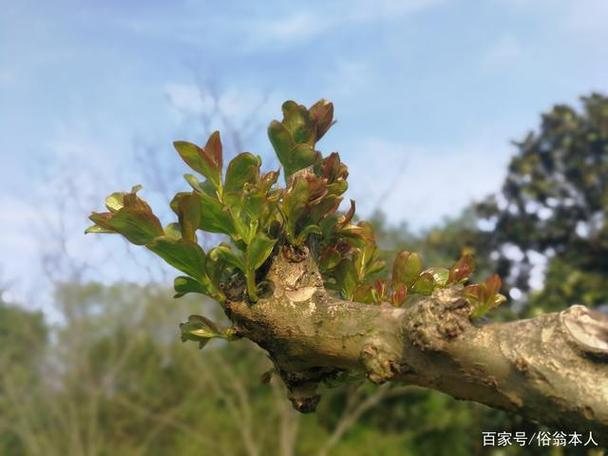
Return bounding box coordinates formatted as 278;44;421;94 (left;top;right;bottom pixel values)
360;341;401;384
561;305;608;360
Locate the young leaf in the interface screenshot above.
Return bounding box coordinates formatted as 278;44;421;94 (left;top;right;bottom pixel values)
316;152;348;183
411;272;435;295
173;131;223;189
170;192;201;242
86;187;163;245
209;243;246;272
281;100;315;144
449;253;475;284
173;276;209;298
391;284;407;307
225;152;261;193
199;192;236;235
295;224;322;245
180;315;221;349
335;259;357;300
246;233;277;271
164;223;182;240
425;267;450;287
309;99;335;141
392;251;422;288
268;120;319;178
146;237;206;279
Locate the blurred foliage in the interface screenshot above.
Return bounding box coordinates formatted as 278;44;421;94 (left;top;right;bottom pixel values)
0;284;509;456
477;93;608;314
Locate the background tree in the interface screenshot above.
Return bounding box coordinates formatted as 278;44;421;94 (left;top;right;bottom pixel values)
477;93;608;314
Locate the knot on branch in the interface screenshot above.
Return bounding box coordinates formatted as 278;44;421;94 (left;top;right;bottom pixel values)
561;305;608;360
360;339;403;384
405;288;472;352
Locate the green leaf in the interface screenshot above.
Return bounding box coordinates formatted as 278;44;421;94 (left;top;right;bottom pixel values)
180;315;237;349
109;211;163;245
392;251;422;288
170;192;201;242
281;100;315;144
425;267;450;287
335;260;357;300
174;141;206;175
88;188;164;245
411;272;435;295
180;315;220;349
295;224;322;245
281;176;310;240
173;131;223;189
105;192;125;213
164;223;182;240
84;224;114;234
466;275;506;318
173;276;208;298
199;192;236;235
246;232;276;271
353;283;374;304
319;246;342;272
209;244;246;272
184;173;205;193
147;237;206;279
242;193;266;221
225;152;261;193
268;120;319;177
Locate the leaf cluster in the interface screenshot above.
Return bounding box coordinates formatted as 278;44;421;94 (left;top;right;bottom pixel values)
87;99;506;349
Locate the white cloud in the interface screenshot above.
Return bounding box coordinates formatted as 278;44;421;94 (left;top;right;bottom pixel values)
258;12;330;42
164;82;284;130
346;137;511;229
164;82;206;114
242;0;449;47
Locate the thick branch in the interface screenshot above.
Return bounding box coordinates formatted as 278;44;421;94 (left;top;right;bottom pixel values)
225;247;608;439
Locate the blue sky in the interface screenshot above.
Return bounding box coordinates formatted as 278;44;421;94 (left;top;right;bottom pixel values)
1;0;607;311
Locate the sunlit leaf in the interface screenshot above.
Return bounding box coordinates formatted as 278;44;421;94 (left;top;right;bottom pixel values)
87;187;164;245
174;131;223;189
199;192;236;235
449;254;475;284
425;267;450;287
209;243;246;272
247;232;276;271
173;275;208;298
170;192;201;242
392;251;422;288
309;99;335;141
225;152;261;193
147;236;206;279
268;120;319;177
411;272;435;295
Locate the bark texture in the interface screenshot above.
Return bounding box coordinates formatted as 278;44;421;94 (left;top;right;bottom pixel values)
225;246;608;439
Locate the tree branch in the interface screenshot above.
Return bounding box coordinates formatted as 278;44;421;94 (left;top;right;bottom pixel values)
225;246;608;440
